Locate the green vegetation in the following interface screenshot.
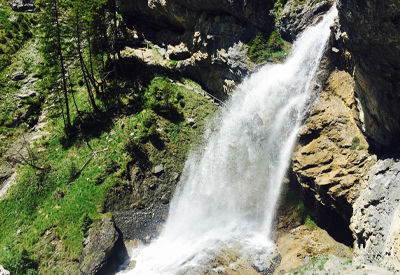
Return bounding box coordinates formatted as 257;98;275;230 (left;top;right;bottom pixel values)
0;48;217;273
247;30;291;63
350;136;365;150
271;0;289;21
0;8;35;72
0;1;218;272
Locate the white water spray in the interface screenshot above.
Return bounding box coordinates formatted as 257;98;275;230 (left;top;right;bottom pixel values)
122;7;338;275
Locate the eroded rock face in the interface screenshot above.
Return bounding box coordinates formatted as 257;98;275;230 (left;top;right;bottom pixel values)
292;70;376;222
337;0;400;148
351;157;400;272
8;0;35;12
118;0;275;96
278;0;334;41
79;217;119;275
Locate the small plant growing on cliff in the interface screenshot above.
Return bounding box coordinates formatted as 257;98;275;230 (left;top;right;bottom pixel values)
350;136;364;150
247;30;290;63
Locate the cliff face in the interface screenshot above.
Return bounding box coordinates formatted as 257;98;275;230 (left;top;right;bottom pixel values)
337;0;400;148
118;0;276;97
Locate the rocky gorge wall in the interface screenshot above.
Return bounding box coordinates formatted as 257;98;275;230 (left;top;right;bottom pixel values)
291;0;400;272
116;0;400;272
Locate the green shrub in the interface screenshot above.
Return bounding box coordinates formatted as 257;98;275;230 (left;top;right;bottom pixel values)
0;239;39;275
350;136;364;150
247;30;290;63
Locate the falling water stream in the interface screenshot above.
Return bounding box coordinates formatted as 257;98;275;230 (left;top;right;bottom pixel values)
120;7;338;275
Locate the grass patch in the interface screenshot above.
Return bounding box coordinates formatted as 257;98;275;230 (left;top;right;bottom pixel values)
0;60;217;274
0;8;36;72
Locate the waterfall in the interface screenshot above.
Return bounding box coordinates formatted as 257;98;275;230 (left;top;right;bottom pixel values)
120;7;338;275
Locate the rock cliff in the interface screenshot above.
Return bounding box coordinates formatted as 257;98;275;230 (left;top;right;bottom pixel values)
351;157;400;272
337;0;400;148
118;0;277;96
293;69;376;218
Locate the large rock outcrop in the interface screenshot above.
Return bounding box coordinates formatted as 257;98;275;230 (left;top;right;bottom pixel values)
278;0;334;41
292;70;376;223
351;157;400;272
79;217;119;275
118;0;276;96
337;0;400;148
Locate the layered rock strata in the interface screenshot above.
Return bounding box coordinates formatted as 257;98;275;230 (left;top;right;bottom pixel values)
292;70;376;223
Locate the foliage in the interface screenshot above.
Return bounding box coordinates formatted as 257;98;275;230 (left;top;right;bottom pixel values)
247;30;290;63
0;70;217;274
0;237;39;275
350;136;364;150
271;0;289;21
0;9;34;72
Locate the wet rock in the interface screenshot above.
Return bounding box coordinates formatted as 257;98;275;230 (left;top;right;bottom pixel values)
0;265;10;275
10;71;26;81
350;157;400;272
338;0;400;147
113;204;169;242
79;217;119;275
8;0;35;12
278;0;333;41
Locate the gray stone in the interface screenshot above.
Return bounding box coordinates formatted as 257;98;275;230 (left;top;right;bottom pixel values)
79;217;119;275
113;204;169;242
152;164;164;176
0;265;10;275
338;0;400;148
16;90;38;99
350;158;400;272
278;0;333;41
8;0;35;12
187;118;196;126
11;71;26;81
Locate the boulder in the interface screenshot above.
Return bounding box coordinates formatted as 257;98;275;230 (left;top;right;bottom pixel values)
79;217;119;275
0;265;10;275
350;157;400;272
338;0;400;147
10;71;26;81
152;164;164;176
8;0;35;12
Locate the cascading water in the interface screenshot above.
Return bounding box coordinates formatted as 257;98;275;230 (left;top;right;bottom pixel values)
120;7;338;275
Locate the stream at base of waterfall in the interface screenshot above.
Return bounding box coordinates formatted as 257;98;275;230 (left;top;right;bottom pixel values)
117;7;338;275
